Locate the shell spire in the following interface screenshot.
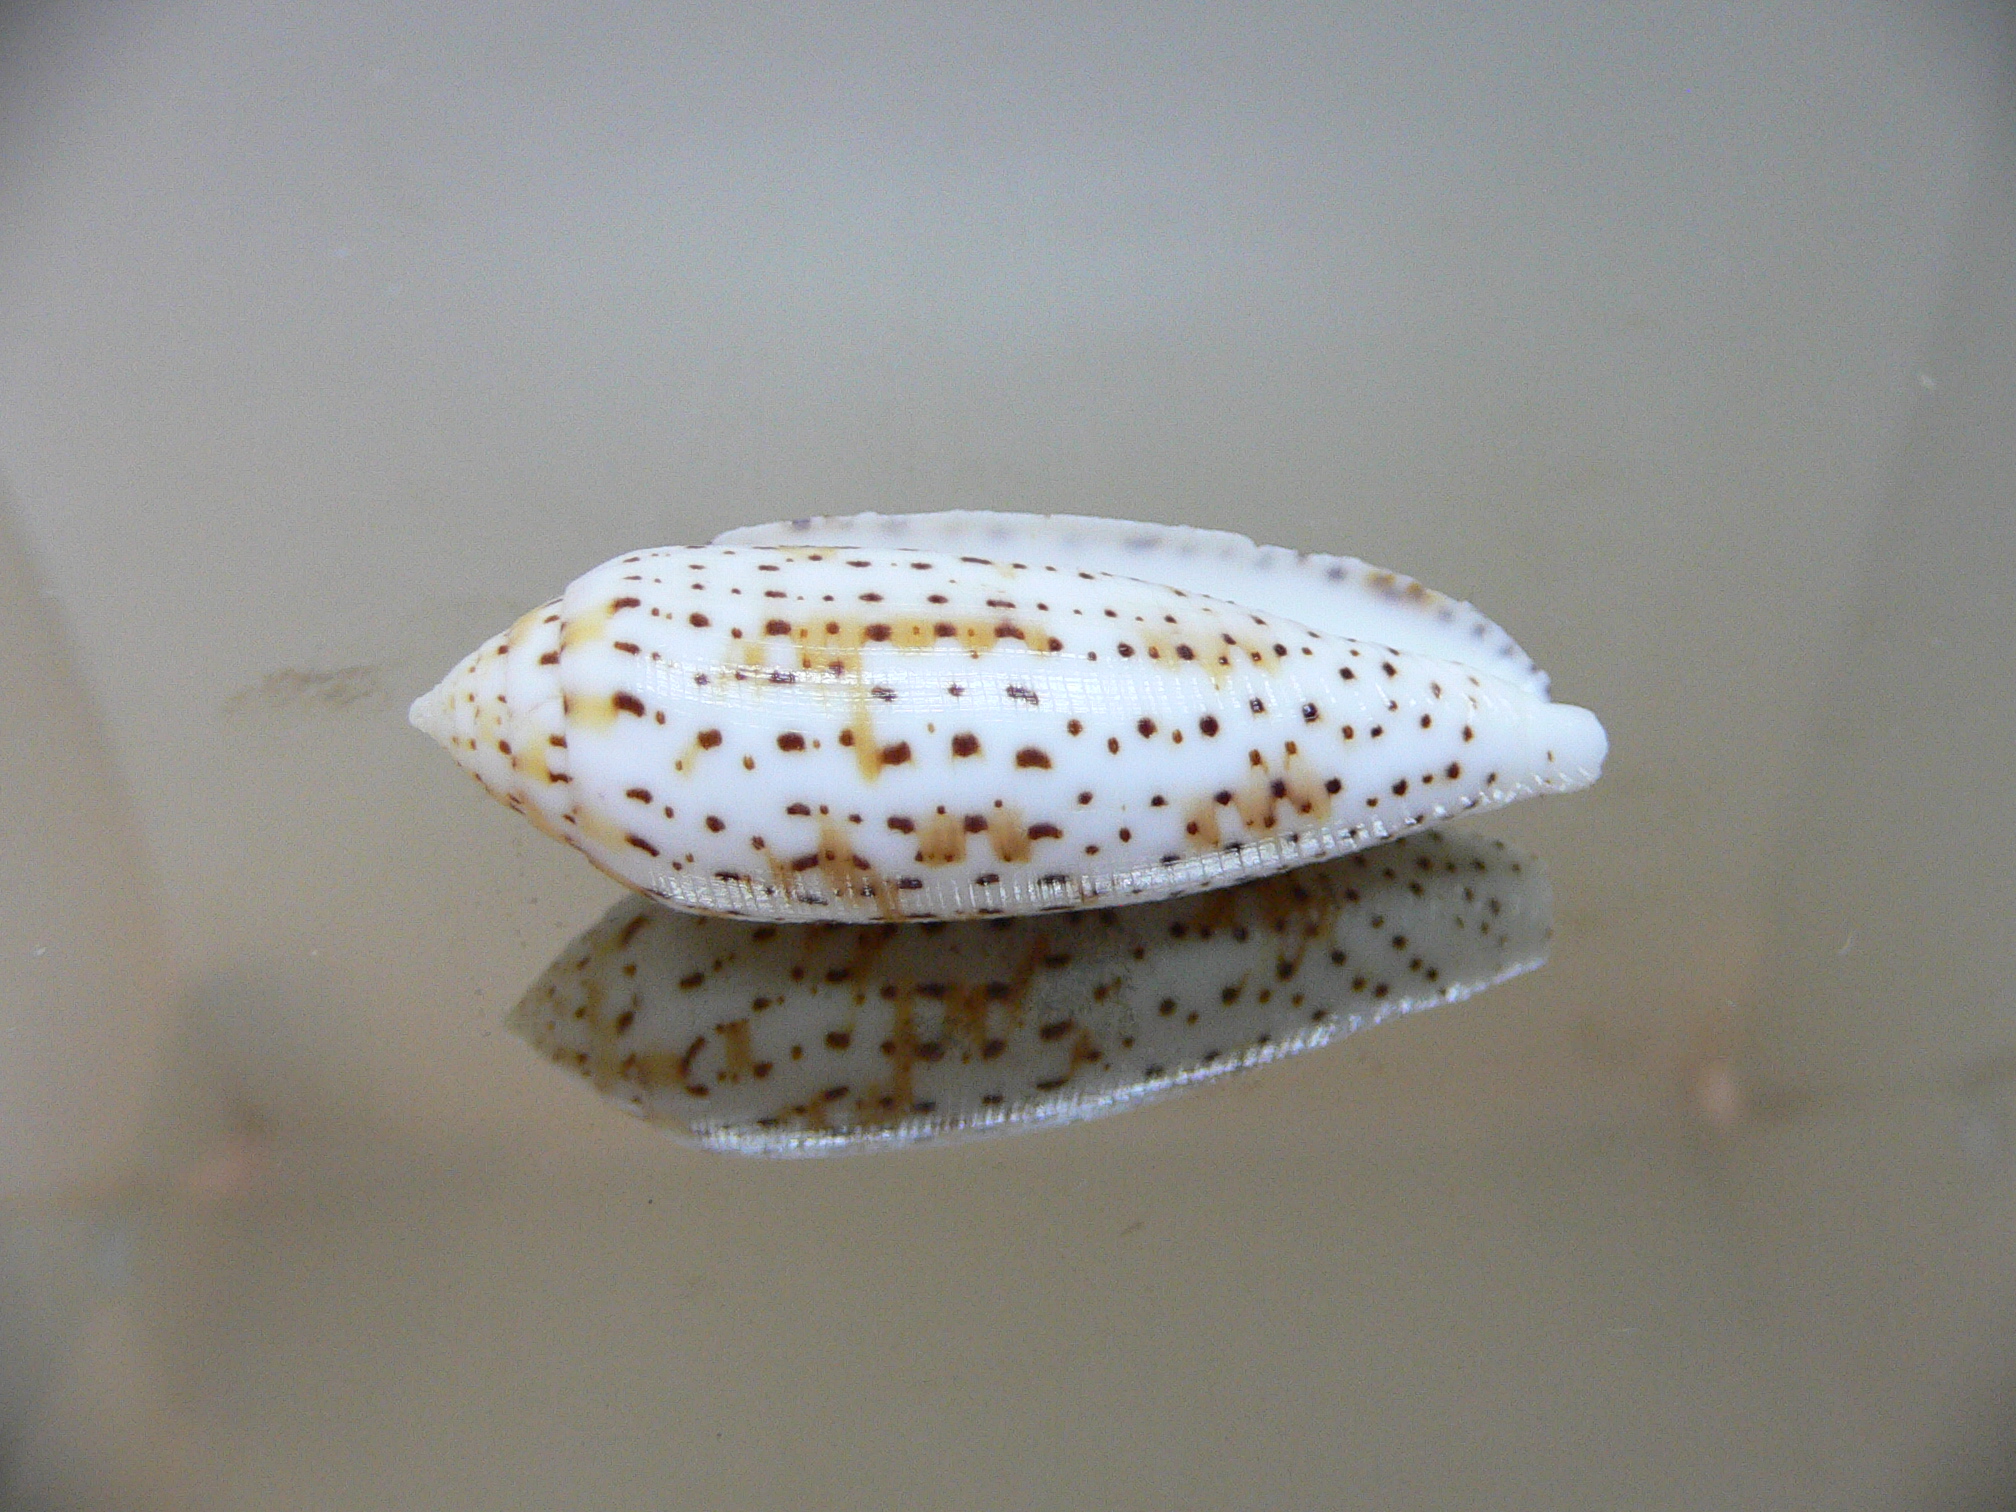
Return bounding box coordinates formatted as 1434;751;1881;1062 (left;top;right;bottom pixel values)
412;512;1605;922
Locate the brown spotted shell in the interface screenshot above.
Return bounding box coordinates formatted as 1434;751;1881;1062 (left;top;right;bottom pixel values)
412;513;1606;920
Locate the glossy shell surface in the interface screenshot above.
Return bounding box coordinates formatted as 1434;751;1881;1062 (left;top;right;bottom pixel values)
412;512;1605;921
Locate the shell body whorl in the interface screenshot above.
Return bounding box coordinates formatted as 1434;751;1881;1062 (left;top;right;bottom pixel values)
412;513;1606;921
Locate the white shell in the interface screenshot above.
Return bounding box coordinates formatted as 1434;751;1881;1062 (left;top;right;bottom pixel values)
412;512;1605;921
510;831;1552;1154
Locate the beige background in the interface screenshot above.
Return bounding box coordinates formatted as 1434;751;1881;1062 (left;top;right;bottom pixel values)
1;2;2013;1506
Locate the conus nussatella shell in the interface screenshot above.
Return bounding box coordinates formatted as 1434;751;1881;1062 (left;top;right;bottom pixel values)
412;512;1604;921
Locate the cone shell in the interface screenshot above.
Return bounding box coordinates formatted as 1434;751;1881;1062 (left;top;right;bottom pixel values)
412;512;1605;921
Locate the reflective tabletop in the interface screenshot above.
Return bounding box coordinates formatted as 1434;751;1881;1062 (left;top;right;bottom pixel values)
2;4;2013;1507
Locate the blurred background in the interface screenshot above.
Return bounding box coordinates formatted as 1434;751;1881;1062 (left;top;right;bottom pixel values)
1;2;2013;1506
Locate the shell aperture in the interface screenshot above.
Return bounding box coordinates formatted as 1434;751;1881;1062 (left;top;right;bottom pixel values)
510;831;1552;1154
412;512;1605;921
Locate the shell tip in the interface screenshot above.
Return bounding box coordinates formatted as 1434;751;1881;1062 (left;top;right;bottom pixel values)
408;680;456;749
1548;703;1609;788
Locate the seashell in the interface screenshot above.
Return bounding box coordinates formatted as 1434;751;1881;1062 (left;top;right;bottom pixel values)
510;831;1552;1154
412;511;1604;921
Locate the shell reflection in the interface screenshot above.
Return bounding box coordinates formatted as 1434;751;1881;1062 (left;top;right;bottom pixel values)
510;831;1552;1154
